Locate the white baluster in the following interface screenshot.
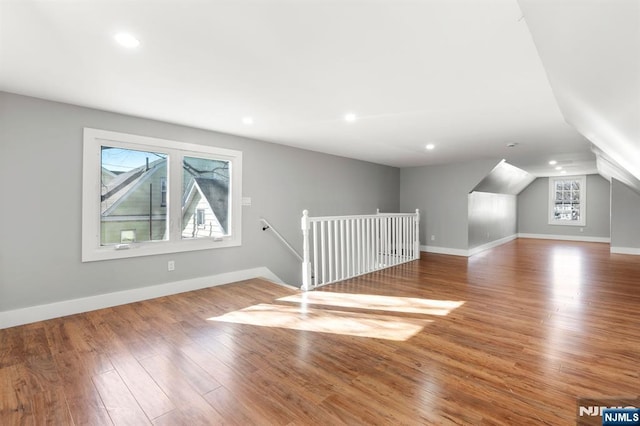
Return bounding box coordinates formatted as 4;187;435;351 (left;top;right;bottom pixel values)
320;221;326;286
333;220;342;280
414;209;420;260
328;220;333;283
340;220;345;280
313;221;318;287
301;210;311;291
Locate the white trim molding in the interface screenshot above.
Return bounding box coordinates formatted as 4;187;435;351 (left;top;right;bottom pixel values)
0;267;289;330
421;234;518;258
468;234;518;257
421;245;469;257
610;246;640;255
518;233;610;243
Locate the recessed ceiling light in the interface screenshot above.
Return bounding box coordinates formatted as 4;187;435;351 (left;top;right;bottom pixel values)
114;32;140;49
344;113;356;122
549;160;557;165
242;116;254;125
555;166;562;170
425;144;435;150
560;170;567;174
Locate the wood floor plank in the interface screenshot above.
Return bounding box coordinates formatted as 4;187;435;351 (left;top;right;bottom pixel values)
95;321;175;421
0;364;31;424
92;369;151;425
1;239;639;424
139;354;225;424
43;318;75;356
30;386;74;426
0;326;24;369
201;386;257;426
145;336;222;395
53;350;112;425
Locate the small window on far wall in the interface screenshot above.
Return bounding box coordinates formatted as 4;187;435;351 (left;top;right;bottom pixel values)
160;177;167;207
549;175;586;226
196;209;205;228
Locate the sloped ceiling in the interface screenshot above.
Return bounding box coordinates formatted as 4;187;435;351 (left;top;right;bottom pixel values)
0;0;595;174
472;160;536;195
592;145;640;195
519;0;640;188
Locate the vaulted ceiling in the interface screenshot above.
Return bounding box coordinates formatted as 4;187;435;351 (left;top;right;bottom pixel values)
1;0;636;180
519;0;640;189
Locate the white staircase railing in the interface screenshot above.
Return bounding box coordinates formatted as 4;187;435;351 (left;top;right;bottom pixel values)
301;209;420;290
260;218;303;262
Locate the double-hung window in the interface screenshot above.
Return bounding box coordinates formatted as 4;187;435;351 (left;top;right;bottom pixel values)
82;128;242;261
548;175;586;227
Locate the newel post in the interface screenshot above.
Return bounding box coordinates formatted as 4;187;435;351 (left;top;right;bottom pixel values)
414;209;420;260
301;210;312;291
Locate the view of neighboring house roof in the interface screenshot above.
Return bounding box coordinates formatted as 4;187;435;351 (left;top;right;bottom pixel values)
101;158;165;215
184;177;229;233
101;167;118;185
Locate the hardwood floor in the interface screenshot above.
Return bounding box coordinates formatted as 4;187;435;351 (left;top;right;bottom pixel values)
1;239;639;425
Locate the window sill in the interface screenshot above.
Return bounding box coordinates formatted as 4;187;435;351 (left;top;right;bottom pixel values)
82;237;241;262
548;221;586;227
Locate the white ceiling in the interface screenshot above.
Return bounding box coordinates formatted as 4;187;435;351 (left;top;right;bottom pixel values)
0;0;602;175
519;0;640;187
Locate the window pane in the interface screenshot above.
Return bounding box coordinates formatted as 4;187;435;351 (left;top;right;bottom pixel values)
101;147;168;245
572;206;580;221
182;156;230;239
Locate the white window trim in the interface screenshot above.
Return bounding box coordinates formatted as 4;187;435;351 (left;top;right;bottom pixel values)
82;128;242;262
548;175;586;227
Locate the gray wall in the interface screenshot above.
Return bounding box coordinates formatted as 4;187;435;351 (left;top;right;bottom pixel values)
517;174;610;238
610;178;640;249
0;92;400;311
468;192;517;250
399;159;500;250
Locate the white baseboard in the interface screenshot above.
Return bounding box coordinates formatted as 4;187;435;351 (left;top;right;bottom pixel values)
420;245;468;257
468;234;518;257
610;246;640;255
0;267;288;330
517;233;610;243
422;234;518;258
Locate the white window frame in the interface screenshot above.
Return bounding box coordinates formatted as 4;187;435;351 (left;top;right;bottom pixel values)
82;128;242;262
548;175;586;227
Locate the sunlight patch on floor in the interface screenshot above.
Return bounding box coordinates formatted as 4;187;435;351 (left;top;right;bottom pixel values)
208;303;433;341
277;292;465;316
551;247;583;303
208;293;466;341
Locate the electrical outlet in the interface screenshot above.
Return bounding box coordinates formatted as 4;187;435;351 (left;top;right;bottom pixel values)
580;228;584;232
168;260;175;271
430;235;435;241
